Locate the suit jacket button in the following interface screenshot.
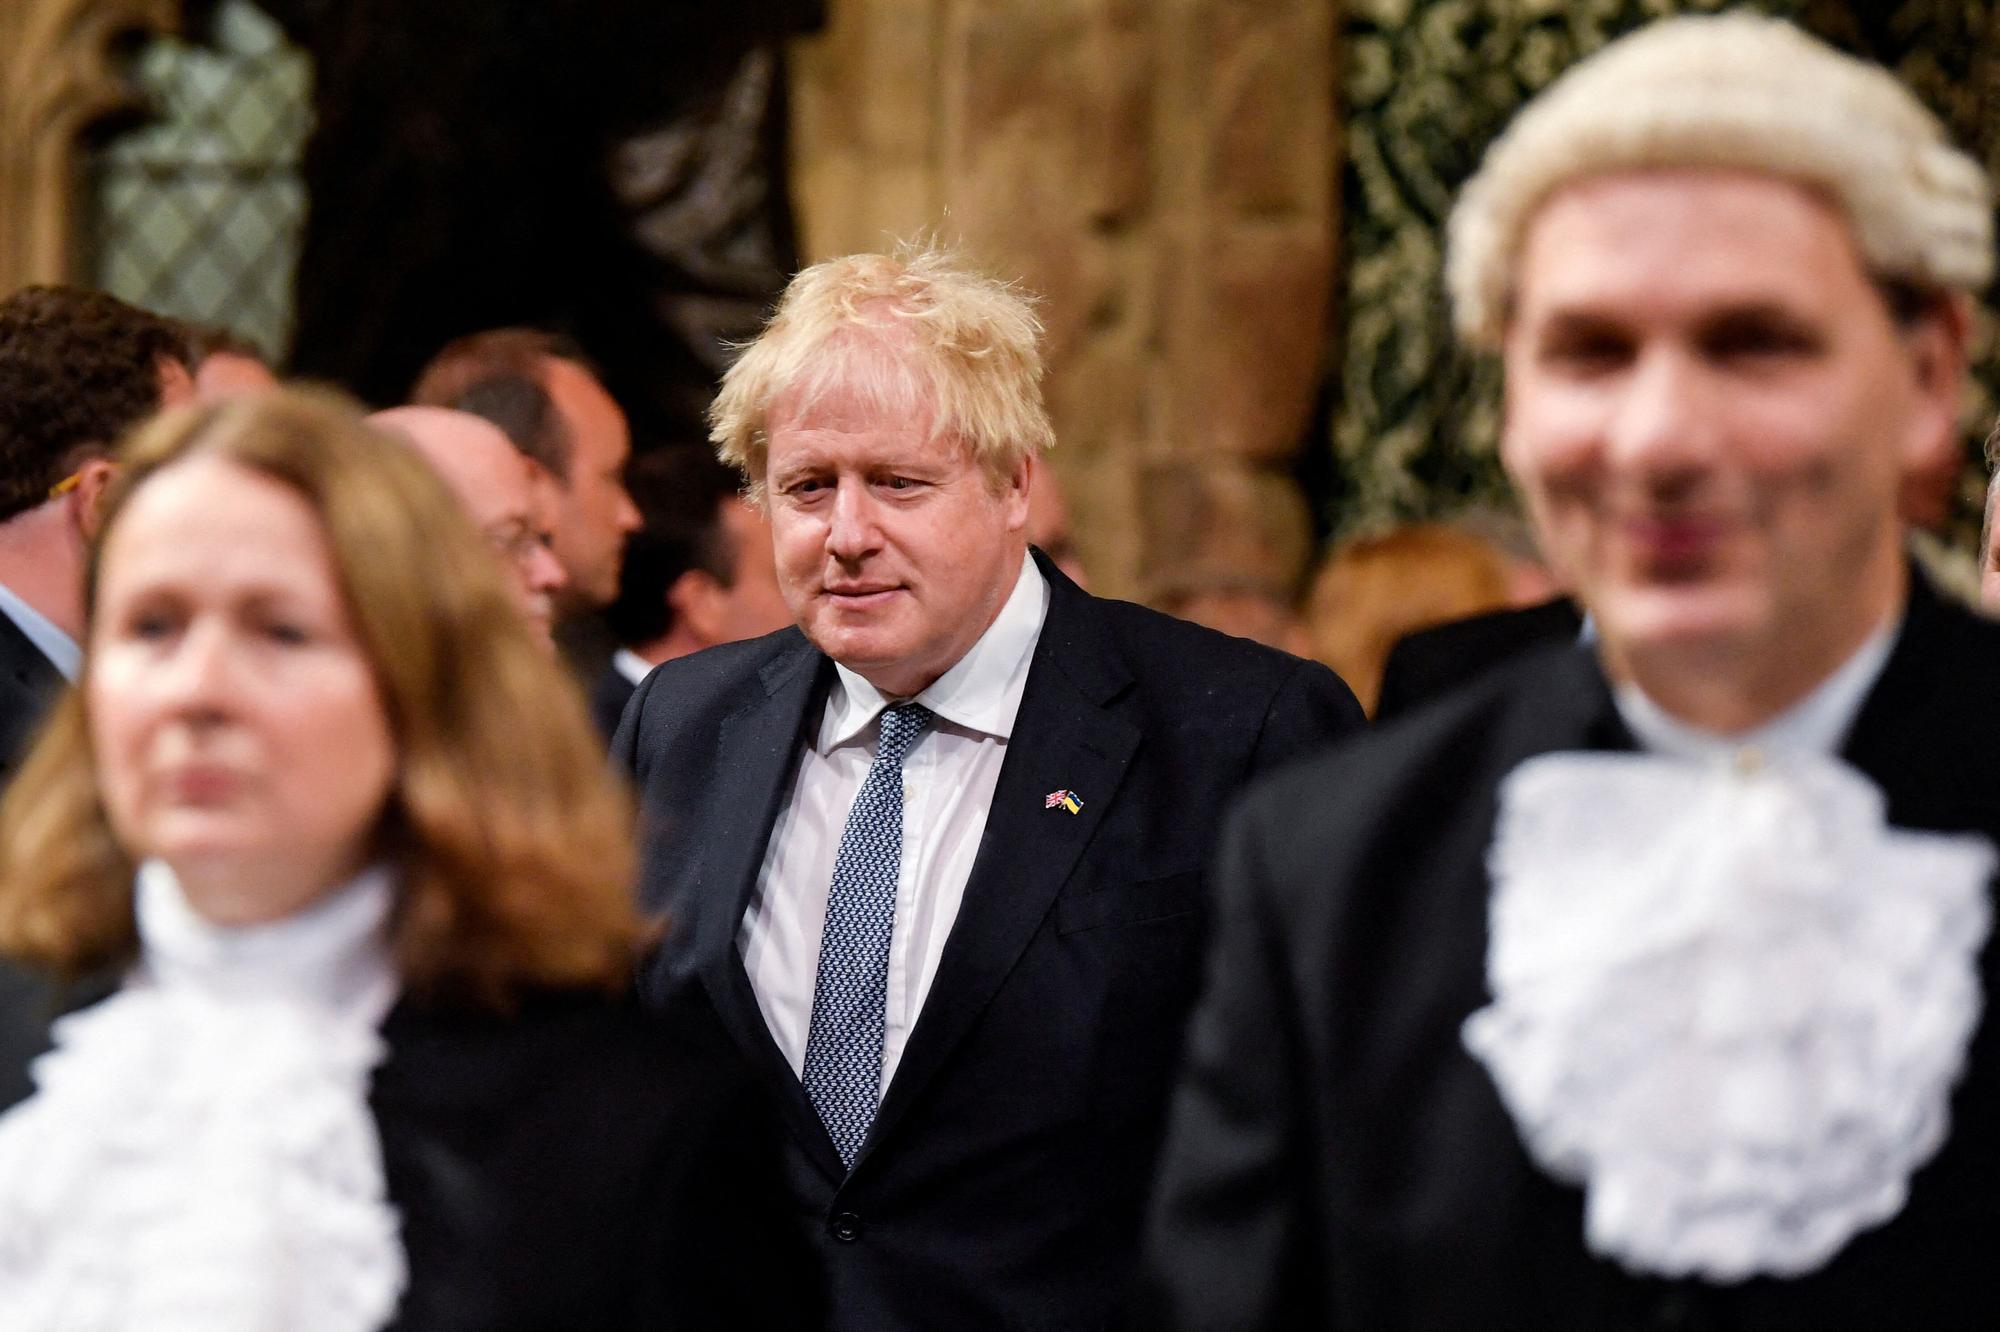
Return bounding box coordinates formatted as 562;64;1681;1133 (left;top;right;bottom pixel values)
828;1211;863;1243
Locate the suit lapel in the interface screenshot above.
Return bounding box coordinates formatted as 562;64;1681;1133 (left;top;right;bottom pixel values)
0;611;61;696
859;562;1140;1165
0;611;64;777
689;645;849;1179
1840;569;2000;833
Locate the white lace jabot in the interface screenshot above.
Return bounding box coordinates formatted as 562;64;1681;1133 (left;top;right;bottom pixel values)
1465;751;1995;1281
0;859;407;1330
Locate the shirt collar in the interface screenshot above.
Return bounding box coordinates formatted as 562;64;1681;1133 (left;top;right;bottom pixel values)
612;648;654;687
0;580;79;682
1614;612;1900;763
819;551;1049;752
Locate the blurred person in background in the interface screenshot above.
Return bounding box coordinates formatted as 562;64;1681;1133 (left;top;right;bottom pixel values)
369;406;569;649
1373;507;1585;720
1146;15;2000;1327
1024;469;1088;589
592;447;790;738
1302;523;1514;716
1153;569;1312;656
0;389;804;1329
412;329;642;621
0;285;192;1111
1454;503;1564;608
0;287;192;782
1374;590;1586;720
181;322;278;401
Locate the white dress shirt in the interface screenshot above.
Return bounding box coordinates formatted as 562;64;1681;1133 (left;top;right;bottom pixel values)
740;552;1049;1095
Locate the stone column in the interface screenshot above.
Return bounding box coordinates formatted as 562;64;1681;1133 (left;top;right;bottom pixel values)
789;0;1337;601
0;0;180;293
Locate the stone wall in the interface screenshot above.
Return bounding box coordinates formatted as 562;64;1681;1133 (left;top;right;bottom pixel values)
0;0;180;294
789;0;1339;601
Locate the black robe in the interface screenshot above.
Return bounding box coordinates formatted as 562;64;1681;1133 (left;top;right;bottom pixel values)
1142;571;2000;1330
1374;595;1584;721
1;982;815;1330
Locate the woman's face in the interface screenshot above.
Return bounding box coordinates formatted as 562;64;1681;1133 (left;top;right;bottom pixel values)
89;455;397;926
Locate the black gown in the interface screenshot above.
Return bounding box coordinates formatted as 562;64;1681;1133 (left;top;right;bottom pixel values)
1142;570;2000;1330
1;981;814;1330
1374;595;1583;720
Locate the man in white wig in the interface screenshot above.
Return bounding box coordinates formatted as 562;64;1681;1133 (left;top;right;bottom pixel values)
1142;15;2000;1329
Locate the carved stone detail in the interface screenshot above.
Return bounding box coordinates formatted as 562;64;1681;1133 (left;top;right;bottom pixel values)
790;0;1338;600
0;0;180;293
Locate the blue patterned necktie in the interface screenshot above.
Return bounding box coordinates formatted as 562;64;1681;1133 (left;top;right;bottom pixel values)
801;701;933;1169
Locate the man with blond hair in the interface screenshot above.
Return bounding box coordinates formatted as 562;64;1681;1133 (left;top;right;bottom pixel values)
616;245;1361;1328
1145;15;2000;1328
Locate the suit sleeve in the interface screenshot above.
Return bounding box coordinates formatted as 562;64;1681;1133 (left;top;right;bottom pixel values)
608;664;660;782
1137;794;1321;1330
629;996;826;1329
1248;657;1365;776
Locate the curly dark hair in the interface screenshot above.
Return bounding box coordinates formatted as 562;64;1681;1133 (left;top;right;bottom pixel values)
0;286;187;522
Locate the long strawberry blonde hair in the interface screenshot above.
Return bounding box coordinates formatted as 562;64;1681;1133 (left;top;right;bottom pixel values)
0;387;648;1007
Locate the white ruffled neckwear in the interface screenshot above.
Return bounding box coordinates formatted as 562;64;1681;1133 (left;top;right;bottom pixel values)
1464;618;1998;1282
0;859;408;1330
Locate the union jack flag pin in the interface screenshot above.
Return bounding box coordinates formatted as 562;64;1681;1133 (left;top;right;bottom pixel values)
1043;789;1084;815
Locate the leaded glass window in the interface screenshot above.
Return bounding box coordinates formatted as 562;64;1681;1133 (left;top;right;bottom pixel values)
88;0;311;361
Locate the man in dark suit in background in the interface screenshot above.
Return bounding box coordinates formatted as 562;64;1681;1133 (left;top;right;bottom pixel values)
0;287;193;777
0;284;192;1105
367;406;571;649
1144;15;2000;1328
1373;593;1582;720
591;446;790;738
616;246;1362;1329
413;330;642;619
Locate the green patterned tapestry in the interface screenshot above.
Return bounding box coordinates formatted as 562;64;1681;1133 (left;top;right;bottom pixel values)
1329;0;2000;551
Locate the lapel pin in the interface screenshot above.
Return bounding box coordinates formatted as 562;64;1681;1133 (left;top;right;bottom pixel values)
1043;789;1084;815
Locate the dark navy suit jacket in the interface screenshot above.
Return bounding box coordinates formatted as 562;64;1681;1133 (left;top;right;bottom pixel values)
613;549;1363;1330
590;659;640;742
0;609;66;1109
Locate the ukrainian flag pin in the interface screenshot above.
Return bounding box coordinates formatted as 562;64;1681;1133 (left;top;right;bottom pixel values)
1043;789;1084;814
